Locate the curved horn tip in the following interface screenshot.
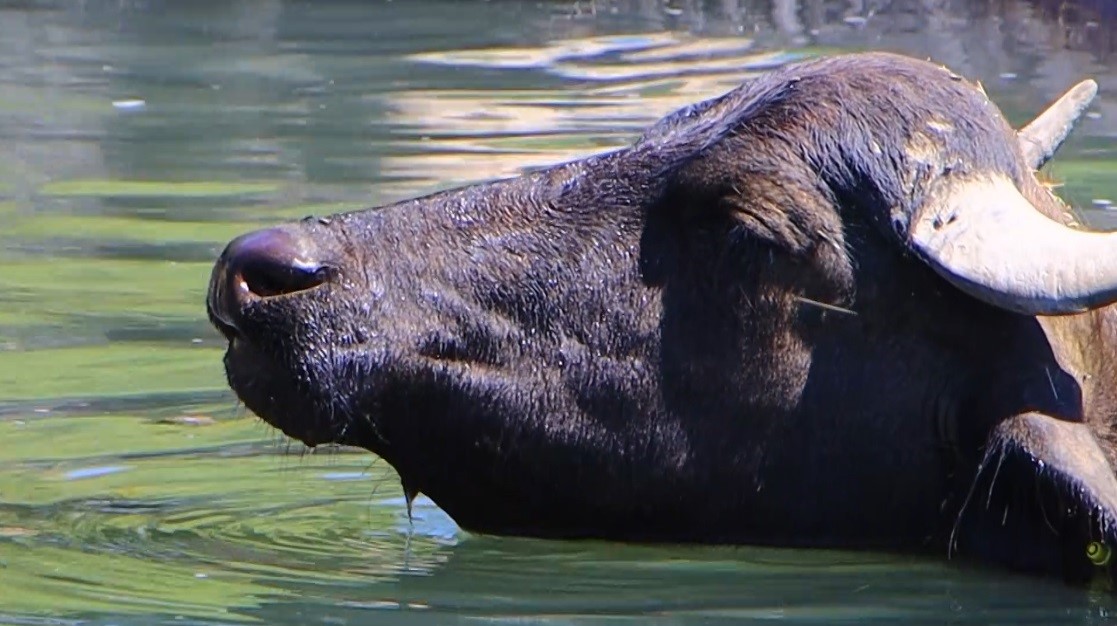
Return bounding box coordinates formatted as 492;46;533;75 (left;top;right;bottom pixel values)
1019;79;1099;170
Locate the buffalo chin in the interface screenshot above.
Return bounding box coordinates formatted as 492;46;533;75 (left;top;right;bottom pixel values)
223;338;352;449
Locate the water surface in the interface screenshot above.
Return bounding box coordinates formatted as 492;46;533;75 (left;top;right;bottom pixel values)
3;1;1117;623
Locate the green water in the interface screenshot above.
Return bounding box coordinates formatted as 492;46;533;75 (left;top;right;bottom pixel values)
3;1;1117;623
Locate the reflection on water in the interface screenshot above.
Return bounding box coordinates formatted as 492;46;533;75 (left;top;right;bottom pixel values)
2;0;1117;624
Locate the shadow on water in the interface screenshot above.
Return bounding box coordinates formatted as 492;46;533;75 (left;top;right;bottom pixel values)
3;0;1117;624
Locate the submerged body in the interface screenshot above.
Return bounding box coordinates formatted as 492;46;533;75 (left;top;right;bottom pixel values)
208;52;1117;587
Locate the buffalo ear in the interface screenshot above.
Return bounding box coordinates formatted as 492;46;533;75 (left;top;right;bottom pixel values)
954;412;1117;585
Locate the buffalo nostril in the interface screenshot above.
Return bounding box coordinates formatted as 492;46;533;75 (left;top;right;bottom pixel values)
242;259;332;298
224;228;334;299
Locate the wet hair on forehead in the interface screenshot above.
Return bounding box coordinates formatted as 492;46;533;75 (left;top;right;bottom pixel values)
636;53;1028;250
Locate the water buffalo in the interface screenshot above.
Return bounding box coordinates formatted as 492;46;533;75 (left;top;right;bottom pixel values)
207;51;1117;587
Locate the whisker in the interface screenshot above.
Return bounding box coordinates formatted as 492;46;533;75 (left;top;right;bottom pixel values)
949;438;1006;557
794;295;857;316
984;443;1008;511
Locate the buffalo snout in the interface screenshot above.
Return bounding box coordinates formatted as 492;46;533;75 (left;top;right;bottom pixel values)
207;219;369;448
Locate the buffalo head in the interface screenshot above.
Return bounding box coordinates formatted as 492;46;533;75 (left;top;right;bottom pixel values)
207;52;1117;587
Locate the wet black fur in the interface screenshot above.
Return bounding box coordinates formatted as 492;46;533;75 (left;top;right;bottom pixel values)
209;52;1117;586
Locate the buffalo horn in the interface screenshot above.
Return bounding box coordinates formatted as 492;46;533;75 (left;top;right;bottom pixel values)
1019;79;1098;170
910;174;1117;315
